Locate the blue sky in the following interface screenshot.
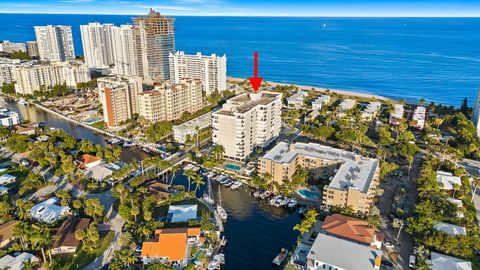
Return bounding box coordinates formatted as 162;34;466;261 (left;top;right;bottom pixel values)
0;0;479;16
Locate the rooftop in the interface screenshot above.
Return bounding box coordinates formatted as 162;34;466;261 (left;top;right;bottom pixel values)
0;253;39;270
167;204;198;223
262;142;378;193
141;227;200;262
431;252;472;270
173;112;212;132
322;214;377;246
0;220;19;243
213;91;281;116
30;197;70;223
339;99;356;111
52;218;90;249
433;221;467;236
307;233;382;270
436;171;462;190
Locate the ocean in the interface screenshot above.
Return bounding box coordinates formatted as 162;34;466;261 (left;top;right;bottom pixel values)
1;14;479;107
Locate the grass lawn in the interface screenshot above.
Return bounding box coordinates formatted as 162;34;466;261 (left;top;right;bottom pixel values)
52;230;114;270
90;121;106;130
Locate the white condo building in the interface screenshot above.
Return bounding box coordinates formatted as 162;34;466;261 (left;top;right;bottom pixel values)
2;61;91;95
212;91;282;162
389;104;404;125
34;25;75;62
412;106;426;129
169;51;227;95
98;75;143;128
26;41;39;58
472;88;480;136
80;23;137;76
0;41;27;54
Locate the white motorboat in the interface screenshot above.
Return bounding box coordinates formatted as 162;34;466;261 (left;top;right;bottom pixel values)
217;206;228;220
272;248;288;266
18;98;28;105
253;190;260;198
230;181;243;190
208;254;225;270
280;197;290;206
203;194;215;205
269;196;279;205
288;198;298;208
223;179;234;187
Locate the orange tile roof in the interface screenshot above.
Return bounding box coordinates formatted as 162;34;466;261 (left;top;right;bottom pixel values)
76;154;101;164
141;227;200;262
322;214;376;245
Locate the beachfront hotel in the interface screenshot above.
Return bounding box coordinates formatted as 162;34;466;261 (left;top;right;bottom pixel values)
259;141;380;214
212;91;282;162
133;9;175;82
34;25;75;62
138;78;204;122
169;51;227;96
98;75;143;128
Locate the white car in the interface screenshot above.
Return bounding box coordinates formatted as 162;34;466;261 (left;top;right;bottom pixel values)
384;241;395;249
409;255;416;268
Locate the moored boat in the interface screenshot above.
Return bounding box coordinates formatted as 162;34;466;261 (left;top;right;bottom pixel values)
230;181;243;190
217;206;228;220
208;254;224;270
272;248;288;266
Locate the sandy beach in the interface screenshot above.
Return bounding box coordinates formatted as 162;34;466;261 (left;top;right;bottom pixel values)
228;76;392;102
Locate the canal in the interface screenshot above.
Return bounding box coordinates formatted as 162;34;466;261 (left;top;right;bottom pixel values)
1;100;148;162
172;171;301;270
3;99;301;270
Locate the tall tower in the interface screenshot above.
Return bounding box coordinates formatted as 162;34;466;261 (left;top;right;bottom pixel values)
133;9;175;83
34;25;75;62
472;87;480;136
80;23;115;69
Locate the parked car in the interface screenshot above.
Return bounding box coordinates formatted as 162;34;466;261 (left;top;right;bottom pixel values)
384;241;395;249
409;255;416;268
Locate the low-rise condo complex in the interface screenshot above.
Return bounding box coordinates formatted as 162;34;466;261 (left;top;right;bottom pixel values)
287;91;308;109
259;141;379;213
138;78;204;122
0;41;27;54
212;91;282;162
311;95;330;111
361;101;382;121
173;112;212;143
412;106;426;129
169;51;227;95
98;75;143;128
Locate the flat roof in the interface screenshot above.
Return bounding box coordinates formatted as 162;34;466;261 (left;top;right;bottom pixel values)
167;204;198;223
307;233;382;270
433;221;467;236
213;91;281;116
262;142;378;193
173;112;212;131
431;252;472;270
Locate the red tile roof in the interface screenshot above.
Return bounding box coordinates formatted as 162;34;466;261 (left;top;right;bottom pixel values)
141;227;200;262
322;214;376;246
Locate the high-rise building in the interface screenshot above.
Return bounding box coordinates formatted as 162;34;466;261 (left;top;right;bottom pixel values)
80;23;115;69
472;87;480;136
169;51;227;96
34;25;75;62
11;61;90;95
133;9;175;82
138;79;203;122
98;75;143;128
212;91;282;162
111;25;138;76
26;41;39;58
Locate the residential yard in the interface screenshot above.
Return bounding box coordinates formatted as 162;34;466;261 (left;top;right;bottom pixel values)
51;230;115;270
153;198;210;222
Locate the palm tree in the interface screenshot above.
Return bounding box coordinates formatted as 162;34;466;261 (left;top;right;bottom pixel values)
114;249;137;267
119;232;133;247
21;259;37;270
0;201;13;220
192;175;205;192
183;169;197;192
452;183;460;199
75;228;86;247
15;199;33;221
211;145;225;162
169;165;180;185
471;178;480;203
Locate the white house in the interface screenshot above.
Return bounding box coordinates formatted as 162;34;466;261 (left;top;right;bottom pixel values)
433;221;467;236
436;171;462;190
412;106;426;129
0;111;20;127
362;102;382;121
0;174;17;186
311;95;330;111
287;91;308;109
389;104;404;125
167;204;198;223
431;252;471;270
447;197;464;218
0;252;39;270
30;197;70;223
86;163;120;182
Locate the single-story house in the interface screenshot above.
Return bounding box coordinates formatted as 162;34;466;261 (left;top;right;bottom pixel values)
30;197;70;224
141;227;201;265
306;233;382;270
167;204;198;223
13;123;36;136
148;182;173;200
436;171;462;190
51;218;90;254
75;154;102;170
0;220;19;247
85;163;120;182
447;198;464;218
0;174;17;186
433;221;467;236
431;252;471;270
0;252;39;270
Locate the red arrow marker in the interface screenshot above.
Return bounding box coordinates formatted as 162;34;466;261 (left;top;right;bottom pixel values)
249;51;263;93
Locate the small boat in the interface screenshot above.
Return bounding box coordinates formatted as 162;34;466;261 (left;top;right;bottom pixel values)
203;194;215;205
253;190;260;198
298;206;308;216
217;206;228;220
272;248;288;266
230;181;243;190
122;141;134;147
288;198;298;208
280;197;290;206
107;138;122;145
219;178;229;185
223;180;234;187
269;196;279;206
18;98;28;105
208;254;224;270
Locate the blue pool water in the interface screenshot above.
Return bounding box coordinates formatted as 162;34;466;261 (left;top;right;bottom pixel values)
224;163;241;171
298;189;320;199
1;15;479;106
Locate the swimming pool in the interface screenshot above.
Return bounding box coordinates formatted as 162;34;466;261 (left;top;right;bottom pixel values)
298;189;320;199
224;164;241;171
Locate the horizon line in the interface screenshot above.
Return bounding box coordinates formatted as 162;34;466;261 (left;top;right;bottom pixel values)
0;11;479;18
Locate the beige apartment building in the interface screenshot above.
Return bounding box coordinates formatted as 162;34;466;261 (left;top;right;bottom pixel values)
138;78;203;122
212;91;282;162
259;142;380;214
98;75;143;128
